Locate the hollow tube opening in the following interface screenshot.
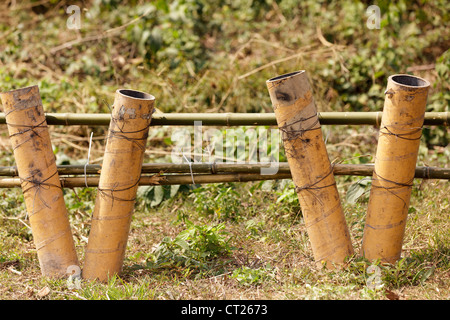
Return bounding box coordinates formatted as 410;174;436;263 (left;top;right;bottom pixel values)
267;70;305;83
390;75;429;88
118;89;155;100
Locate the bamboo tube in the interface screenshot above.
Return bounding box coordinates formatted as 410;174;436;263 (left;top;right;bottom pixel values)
0;111;448;126
0;164;447;188
0;163;448;180
266;71;354;268
362;74;431;264
82;89;155;281
0;85;79;277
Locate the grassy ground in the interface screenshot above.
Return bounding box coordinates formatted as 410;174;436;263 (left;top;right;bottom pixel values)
0;180;449;300
0;0;449;300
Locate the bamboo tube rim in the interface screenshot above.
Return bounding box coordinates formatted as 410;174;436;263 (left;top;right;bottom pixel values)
117;89;155;101
267;70;304;82
389;74;430;88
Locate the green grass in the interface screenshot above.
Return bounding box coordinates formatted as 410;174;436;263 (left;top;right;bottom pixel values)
1;179;448;300
0;0;449;300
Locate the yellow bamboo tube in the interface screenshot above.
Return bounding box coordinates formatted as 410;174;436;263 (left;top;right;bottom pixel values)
362;74;430;263
0;85;79;276
266;71;354;268
83;89;155;281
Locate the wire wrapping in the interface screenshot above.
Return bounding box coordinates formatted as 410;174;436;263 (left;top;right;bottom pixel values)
279;111;337;205
278;112;320;142
107;115;151;151
294;164;337;206
19;169;63;217
97;179;141;209
371;169;414;208
279;112;322;162
7;118;48;150
379;125;423;141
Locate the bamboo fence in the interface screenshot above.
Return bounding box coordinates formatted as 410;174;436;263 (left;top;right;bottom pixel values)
0;85;448;278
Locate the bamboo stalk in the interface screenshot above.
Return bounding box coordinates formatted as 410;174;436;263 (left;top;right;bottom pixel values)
82;89;155;282
267;70;354;268
0;173;286;188
362;74;431;264
0;85;79;277
0;111;448;126
0;163;448;180
0;163;447;188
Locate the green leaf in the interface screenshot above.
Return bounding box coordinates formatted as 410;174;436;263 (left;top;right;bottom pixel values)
346;180;369;204
149;185;163;207
420;266;435;284
155;0;169;13
170;185;180;198
174;239;191;252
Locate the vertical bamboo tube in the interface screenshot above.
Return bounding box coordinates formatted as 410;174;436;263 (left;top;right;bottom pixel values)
362;74;430;263
0;85;79;276
266;71;354;268
83;89;155;281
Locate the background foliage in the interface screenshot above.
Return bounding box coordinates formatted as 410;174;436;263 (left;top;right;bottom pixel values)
0;0;448;300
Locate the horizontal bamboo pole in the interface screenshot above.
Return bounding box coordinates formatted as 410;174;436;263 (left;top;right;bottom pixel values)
0;172;290;188
0;163;448;180
0;112;448;126
0;166;446;189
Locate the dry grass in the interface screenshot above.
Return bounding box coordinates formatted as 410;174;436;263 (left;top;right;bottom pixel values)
0;0;448;300
0;179;448;300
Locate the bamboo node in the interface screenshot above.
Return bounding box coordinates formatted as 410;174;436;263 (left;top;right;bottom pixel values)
210;161;217;174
